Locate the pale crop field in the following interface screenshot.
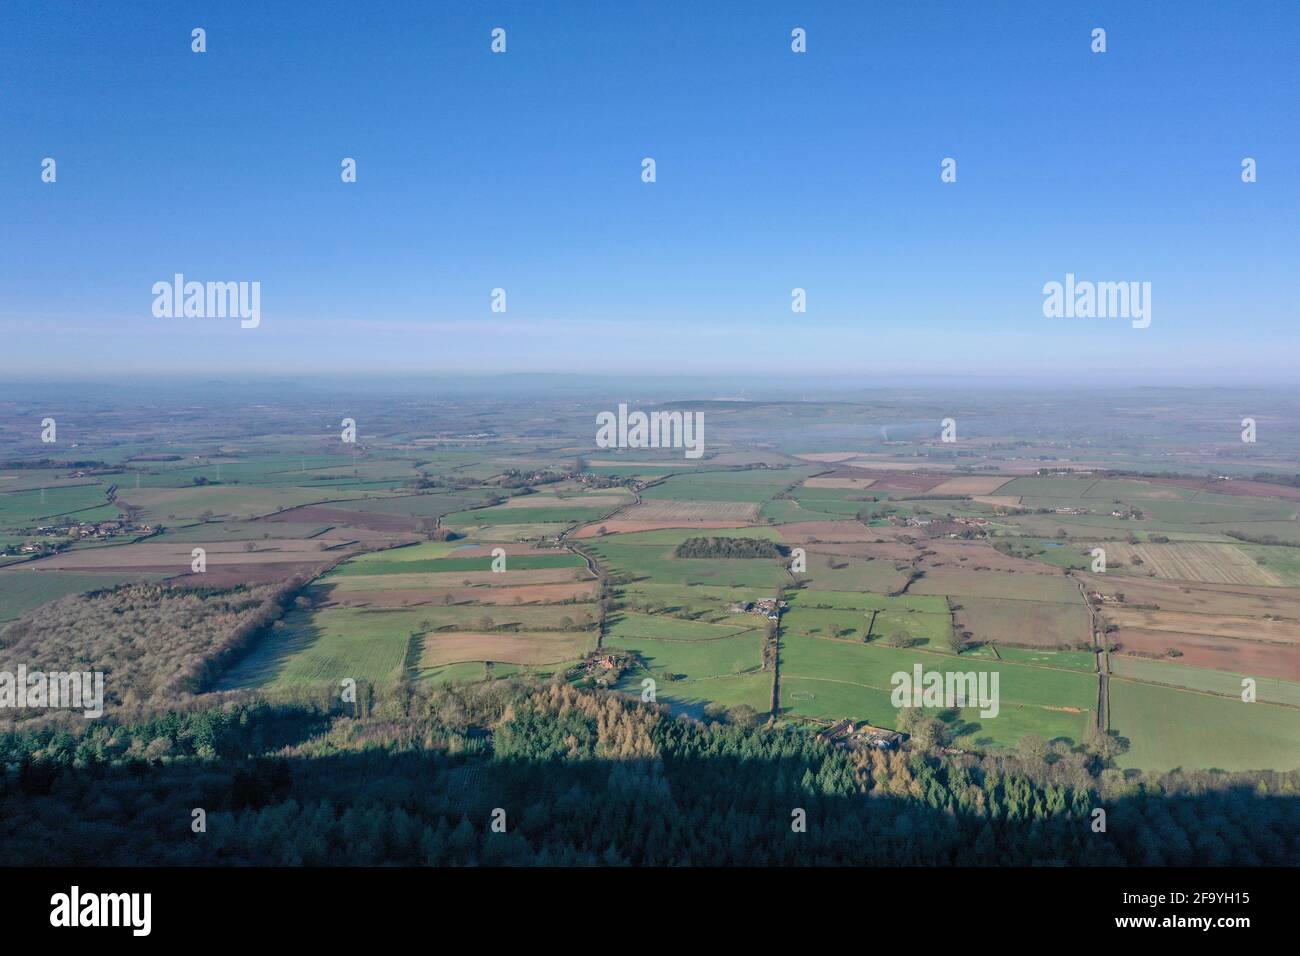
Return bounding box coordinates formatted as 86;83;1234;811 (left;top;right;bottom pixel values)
1103;542;1283;586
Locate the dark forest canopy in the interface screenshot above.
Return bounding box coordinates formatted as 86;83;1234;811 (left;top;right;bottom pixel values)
1;678;1296;867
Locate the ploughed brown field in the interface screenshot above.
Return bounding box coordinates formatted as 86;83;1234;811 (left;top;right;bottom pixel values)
1102;606;1300;644
1113;627;1300;681
812;468;948;493
927;476;1013;496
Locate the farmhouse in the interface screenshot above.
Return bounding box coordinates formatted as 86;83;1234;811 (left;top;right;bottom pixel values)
817;719;855;742
580;652;635;684
731;598;787;620
816;720;906;750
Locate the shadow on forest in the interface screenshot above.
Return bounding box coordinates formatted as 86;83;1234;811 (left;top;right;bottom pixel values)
3;731;1294;866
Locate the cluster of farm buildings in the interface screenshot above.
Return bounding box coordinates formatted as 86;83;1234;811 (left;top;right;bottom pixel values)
900;516;989;534
729;598;788;621
817;719;906;750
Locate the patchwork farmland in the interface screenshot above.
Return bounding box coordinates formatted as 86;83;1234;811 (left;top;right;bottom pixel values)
4;397;1300;775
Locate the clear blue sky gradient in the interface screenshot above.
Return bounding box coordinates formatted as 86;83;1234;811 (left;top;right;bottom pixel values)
1;1;1296;381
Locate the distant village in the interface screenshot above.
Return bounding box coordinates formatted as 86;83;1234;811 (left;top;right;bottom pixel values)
5;519;153;555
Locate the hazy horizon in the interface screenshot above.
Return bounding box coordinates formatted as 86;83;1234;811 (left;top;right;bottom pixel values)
3;370;1299;394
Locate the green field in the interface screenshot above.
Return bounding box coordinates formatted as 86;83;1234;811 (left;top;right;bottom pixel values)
584;528;787;588
997;477;1101;498
996;536;1096;570
1110;678;1300;771
377;602;598;631
419;659;576;685
640;468;810;503
620;582;757;620
781;600;949;646
0;484;117;526
606;611;759;642
788;486;884;518
118;485;371;522
443;505;613;526
759;498;842;523
778;634;1095;750
778;676;1090;749
1237;544;1300;586
621;671;774;718
1111;655;1300;707
605;631;767;682
969;644;1097;672
0;570;162;623
214;607;416;688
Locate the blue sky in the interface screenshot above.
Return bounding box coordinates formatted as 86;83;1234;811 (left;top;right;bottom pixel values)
1;1;1296;382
